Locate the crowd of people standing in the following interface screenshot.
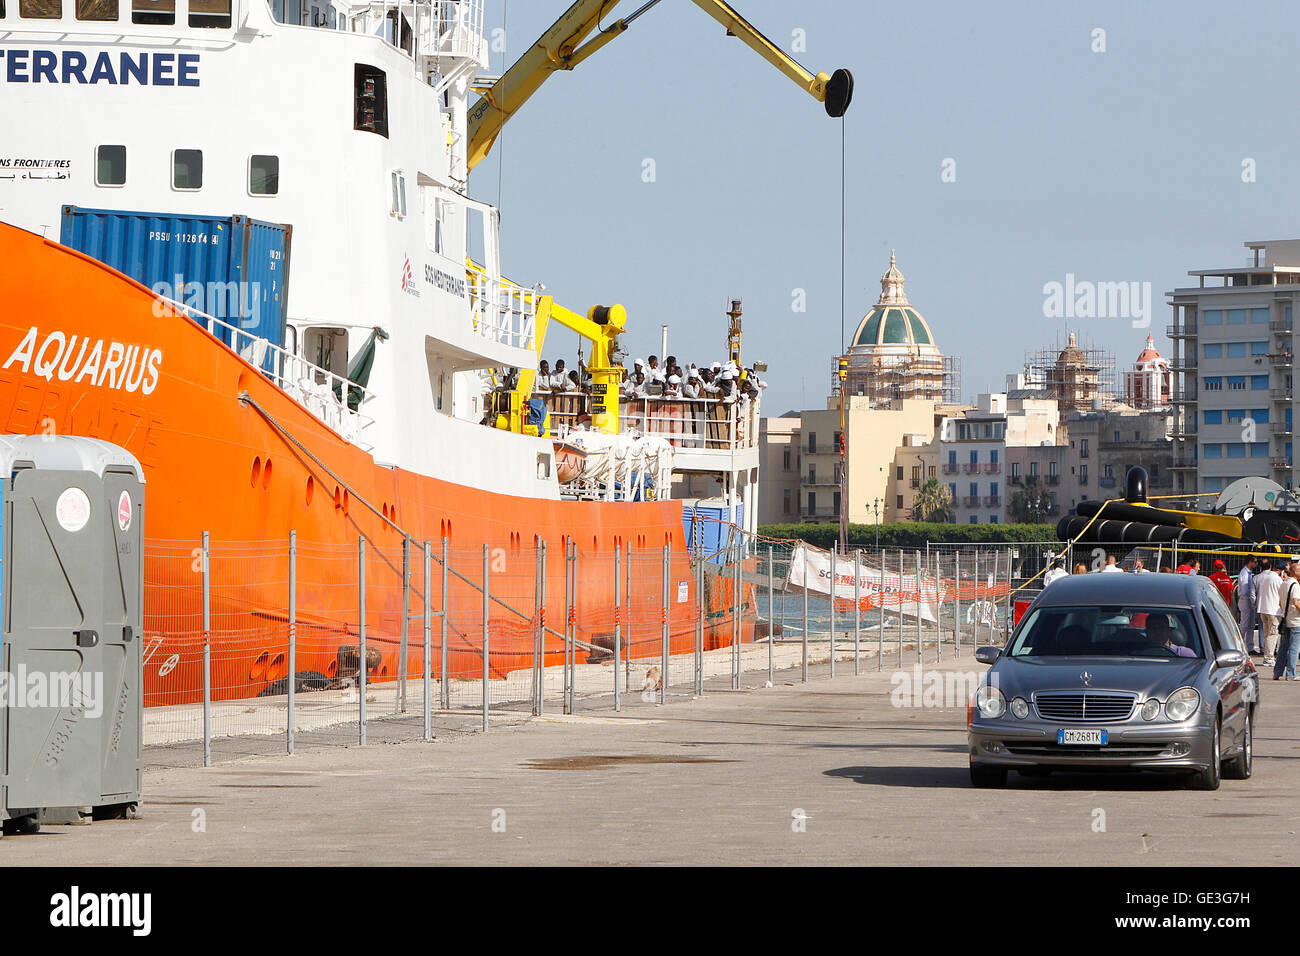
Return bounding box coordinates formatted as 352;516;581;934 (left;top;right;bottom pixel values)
531;353;766;406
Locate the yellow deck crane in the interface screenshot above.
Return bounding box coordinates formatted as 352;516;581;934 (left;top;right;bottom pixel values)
493;298;628;436
466;0;854;171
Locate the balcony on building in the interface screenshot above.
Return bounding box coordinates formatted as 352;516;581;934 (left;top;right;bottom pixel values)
1167;323;1197;338
1272;316;1294;333
962;495;980;507
1271;351;1294;368
963;462;980;474
983;495;1001;507
1099;476;1117;489
942;462;959;475
1044;474;1060;485
983;462;1001;474
1272;387;1294;401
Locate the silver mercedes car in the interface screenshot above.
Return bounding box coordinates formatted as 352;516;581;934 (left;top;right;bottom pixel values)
968;572;1259;790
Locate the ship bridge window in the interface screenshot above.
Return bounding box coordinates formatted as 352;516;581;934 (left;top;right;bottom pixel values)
354;64;389;138
390;171;407;219
172;148;203;190
189;0;229;27
131;0;173;23
76;0;118;20
249;154;279;196
19;0;61;18
95;145;126;186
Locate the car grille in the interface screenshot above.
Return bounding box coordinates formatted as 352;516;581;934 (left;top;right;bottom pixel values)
1034;692;1136;722
1004;743;1167;758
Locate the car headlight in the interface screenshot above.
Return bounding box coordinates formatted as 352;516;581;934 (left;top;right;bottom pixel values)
1141;699;1160;721
1010;697;1029;719
1164;686;1201;722
975;685;1006;719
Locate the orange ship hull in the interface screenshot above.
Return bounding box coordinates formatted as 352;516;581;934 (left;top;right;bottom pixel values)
0;224;753;706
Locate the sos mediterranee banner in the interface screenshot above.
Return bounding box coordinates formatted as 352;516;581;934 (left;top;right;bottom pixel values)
785;544;946;622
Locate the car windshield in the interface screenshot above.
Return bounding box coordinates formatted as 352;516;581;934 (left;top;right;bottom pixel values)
1009;605;1204;659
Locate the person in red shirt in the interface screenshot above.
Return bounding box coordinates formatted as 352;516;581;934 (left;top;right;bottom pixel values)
1209;559;1235;606
1174;563;1193;575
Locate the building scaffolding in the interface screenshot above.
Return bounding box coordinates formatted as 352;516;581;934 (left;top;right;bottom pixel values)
1023;332;1116;411
833;353;961;406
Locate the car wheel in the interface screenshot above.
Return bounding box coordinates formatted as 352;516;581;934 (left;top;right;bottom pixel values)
1186;715;1222;791
970;765;1007;788
1223;708;1253;780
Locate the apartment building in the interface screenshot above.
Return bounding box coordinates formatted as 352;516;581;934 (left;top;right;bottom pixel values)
1168;239;1300;495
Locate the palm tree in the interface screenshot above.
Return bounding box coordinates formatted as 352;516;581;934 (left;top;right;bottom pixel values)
913;477;952;523
1008;476;1052;524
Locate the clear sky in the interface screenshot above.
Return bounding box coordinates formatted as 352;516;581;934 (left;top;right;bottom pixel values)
470;0;1300;414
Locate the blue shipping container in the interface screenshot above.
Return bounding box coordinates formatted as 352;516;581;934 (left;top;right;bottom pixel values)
683;501;742;564
59;206;292;373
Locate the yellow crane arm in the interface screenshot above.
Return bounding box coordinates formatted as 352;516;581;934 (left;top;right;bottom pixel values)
504;296;627;436
466;0;853;172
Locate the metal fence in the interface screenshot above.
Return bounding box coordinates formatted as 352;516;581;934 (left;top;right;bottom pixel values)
145;528;1201;767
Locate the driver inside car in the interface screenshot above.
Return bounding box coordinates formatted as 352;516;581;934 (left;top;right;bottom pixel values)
1145;613;1197;657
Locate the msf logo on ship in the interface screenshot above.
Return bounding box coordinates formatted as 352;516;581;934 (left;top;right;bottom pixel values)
400;256;420;298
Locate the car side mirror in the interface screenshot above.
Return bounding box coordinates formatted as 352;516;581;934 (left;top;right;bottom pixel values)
975;646;1002;665
1214;649;1245;669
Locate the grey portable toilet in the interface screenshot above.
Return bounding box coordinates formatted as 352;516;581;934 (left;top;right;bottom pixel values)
0;436;144;833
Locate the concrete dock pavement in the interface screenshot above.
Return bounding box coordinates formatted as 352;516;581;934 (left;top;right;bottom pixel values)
6;651;1300;865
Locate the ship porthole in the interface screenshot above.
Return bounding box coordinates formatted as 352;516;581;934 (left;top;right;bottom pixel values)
250;456;262;487
305;476;315;506
262;458;273;489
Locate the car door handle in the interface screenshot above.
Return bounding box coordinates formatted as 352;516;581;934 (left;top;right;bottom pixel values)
74;629;99;648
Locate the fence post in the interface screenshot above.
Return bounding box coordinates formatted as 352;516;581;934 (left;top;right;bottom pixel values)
614;544;622;711
853;549;861;675
935;551;942;664
482;543;490;732
536;540;546;716
396;534;410;714
877;547;885;670
973;549;981;647
801;544;809;683
829;545;837;678
696;541;705;696
898;549;907;666
568;541;577;715
440;536;450;710
768;545;775;687
625;541;632;695
914;549;922;663
287;529;296;755
954;551;961;652
731;534;741;690
423;541;432;741
1004;548;1013;643
661;542;670;704
202;531;211;768
359;536;367;745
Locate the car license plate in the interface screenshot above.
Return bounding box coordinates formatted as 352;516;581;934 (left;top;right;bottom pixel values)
1058;728;1107;745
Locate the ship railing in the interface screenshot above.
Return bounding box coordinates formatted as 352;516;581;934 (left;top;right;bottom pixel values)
345;0;485;69
538;392;760;452
467;268;538;352
159;296;379;451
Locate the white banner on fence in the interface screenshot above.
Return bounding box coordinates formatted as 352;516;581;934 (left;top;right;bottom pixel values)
785;544;943;622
